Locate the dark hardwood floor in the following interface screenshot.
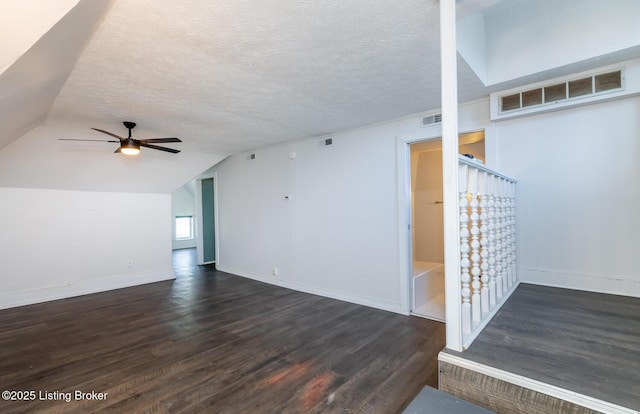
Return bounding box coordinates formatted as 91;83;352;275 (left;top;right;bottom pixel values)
0;249;445;413
444;283;640;411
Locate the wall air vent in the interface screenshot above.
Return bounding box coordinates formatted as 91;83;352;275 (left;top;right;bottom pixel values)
320;137;333;147
490;66;629;121
421;112;442;127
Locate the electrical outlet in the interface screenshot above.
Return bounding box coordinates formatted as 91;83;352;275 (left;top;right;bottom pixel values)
271;268;278;277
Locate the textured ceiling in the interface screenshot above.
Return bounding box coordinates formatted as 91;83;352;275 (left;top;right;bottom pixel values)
48;0;493;155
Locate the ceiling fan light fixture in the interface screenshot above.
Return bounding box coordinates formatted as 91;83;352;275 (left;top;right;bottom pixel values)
60;122;181;154
121;140;140;155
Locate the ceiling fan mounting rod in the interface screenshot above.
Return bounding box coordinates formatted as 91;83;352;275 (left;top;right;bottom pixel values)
123;121;136;139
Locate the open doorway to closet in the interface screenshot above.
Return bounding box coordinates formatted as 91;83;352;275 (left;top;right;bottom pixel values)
196;176;217;266
409;130;485;321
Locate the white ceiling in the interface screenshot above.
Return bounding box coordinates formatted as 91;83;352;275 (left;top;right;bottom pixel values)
46;0;495;155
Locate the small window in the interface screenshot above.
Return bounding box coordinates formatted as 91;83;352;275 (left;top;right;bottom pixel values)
501;93;521;111
522;88;542;107
594;70;622;93
544;83;566;103
175;216;194;240
568;77;593;98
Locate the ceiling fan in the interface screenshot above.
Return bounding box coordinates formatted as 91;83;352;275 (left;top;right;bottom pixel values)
59;121;181;155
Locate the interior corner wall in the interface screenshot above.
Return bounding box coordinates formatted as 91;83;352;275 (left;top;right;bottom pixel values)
0;187;175;309
494;95;640;297
171;186;196;250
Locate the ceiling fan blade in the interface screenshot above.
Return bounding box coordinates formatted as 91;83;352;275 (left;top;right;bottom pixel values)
140;143;180;154
91;128;125;140
138;138;182;143
114;147;122;153
59;138;119;143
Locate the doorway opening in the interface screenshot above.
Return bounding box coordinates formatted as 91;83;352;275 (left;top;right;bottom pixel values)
409;130;485;321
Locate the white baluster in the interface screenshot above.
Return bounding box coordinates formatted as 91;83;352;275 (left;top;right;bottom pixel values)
504;181;511;288
487;174;497;307
478;171;489;317
500;178;509;295
459;164;471;335
509;181;517;285
508;182;514;290
468;168;481;324
495;178;504;298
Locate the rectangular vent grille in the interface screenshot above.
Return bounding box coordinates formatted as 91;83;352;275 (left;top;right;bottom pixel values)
499;69;623;114
421;113;442;127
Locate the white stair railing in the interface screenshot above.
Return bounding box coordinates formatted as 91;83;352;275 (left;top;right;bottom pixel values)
458;156;517;347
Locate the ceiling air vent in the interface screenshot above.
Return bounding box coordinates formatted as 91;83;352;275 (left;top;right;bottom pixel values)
495;68;624;118
421;112;442;127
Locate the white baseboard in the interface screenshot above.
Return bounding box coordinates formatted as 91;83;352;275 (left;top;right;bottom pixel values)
0;269;176;310
217;265;403;314
520;267;640;298
172;241;196;250
439;352;638;414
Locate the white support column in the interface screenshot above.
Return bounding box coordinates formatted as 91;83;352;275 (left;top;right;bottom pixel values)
440;0;462;352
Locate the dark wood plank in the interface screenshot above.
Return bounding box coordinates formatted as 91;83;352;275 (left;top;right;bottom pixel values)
444;283;640;411
0;249;445;413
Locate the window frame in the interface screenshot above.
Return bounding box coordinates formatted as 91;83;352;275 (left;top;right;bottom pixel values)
174;215;194;240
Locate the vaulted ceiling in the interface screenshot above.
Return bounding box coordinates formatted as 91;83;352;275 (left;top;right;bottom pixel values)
0;0;638;193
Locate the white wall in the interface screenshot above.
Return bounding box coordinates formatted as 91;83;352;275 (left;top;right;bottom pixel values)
215;132;402;311
0;0;79;72
0;187;175;309
212;101;491;314
494;95;640;296
458;0;640;85
456;10;487;83
171;184;196;250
